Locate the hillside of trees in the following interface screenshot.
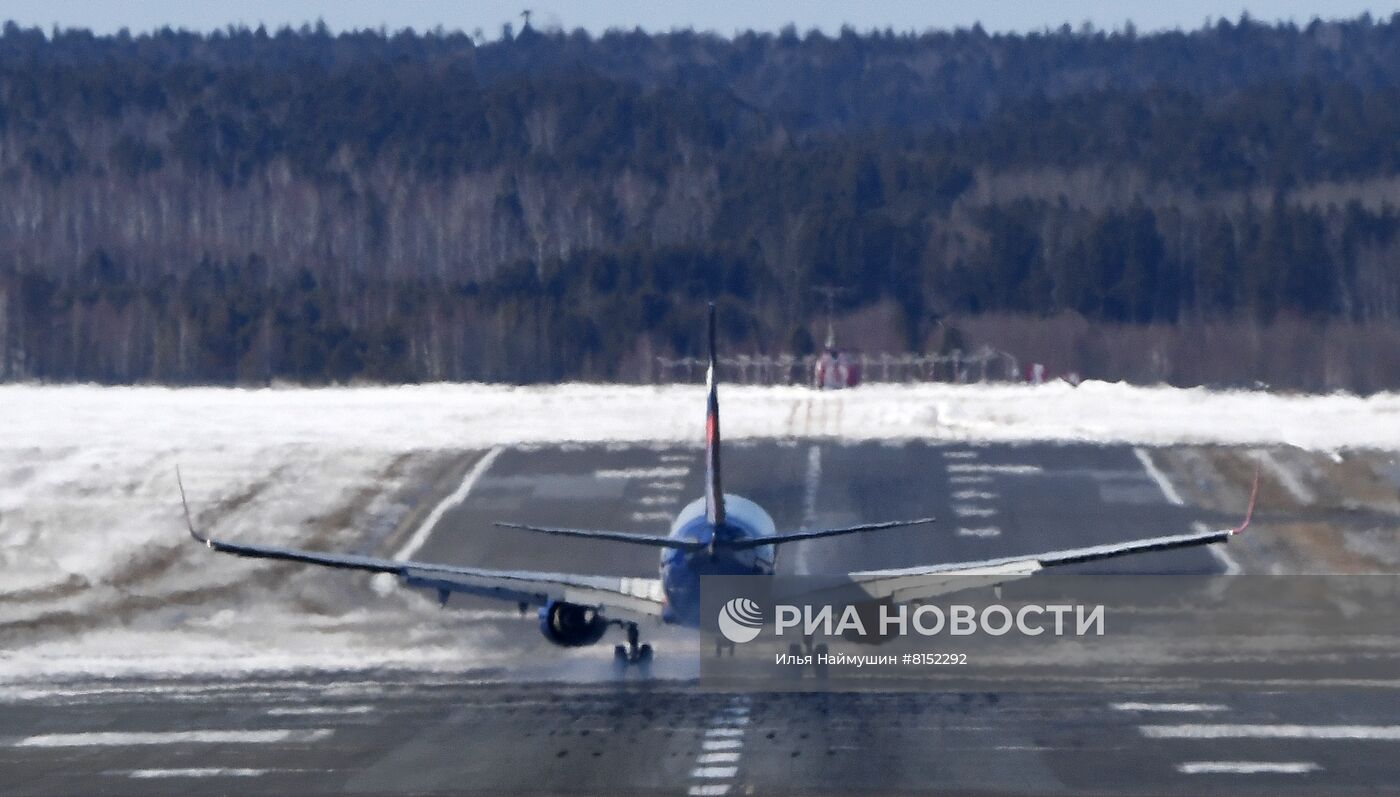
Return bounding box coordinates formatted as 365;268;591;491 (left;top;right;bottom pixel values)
3;16;1400;389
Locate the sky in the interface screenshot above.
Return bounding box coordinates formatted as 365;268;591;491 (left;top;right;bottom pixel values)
2;1;1394;38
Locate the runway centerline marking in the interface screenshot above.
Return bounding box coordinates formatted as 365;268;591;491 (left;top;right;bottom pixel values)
692;766;738;778
1178;761;1320;774
703;739;741;750
953;505;997;518
14;729;334;747
947;464;1042;475
950;474;994;485
957;526;1001;538
1141;724;1400;740
1133;448;1183;506
689;695;749;797
952;489;997;500
396;447;503;560
792;444;822;576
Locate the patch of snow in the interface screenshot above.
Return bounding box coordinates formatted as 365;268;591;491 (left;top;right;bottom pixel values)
2;380;1398;680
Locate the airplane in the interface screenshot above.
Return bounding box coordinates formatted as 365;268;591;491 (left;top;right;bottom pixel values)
180;304;1258;665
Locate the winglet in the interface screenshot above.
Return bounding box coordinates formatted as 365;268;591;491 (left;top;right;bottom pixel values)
1231;463;1261;535
176;466;211;547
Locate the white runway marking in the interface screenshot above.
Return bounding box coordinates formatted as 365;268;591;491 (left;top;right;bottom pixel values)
692;766;739;779
1112;702;1226;713
792;444;823;576
660;453;694;463
802;445;822;527
1195;521;1241;575
689;695;748;796
396;447;503;559
1133;447;1184;506
953;505;997;518
638;495;675;506
1178;761;1319;775
1256;449;1315;504
703;739;742;750
952;489;997;500
950;474;994;485
596;466;689;479
15;729;334;747
947;464;1042;475
943;450;979;459
1142;724;1400;740
957;526;1001;538
631;511;672;522
646;481;686;490
123;768;268;779
265;705;374;716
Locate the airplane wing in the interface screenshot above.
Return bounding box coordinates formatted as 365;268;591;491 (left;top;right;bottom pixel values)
846;526;1235;603
178;475;665;622
847;470;1259;604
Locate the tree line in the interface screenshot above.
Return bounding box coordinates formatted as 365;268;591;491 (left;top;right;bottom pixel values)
2;17;1400;388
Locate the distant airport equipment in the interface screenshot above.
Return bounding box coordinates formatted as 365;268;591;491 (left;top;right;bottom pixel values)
656;346;1019;386
814;348;860;389
182;304;1257;665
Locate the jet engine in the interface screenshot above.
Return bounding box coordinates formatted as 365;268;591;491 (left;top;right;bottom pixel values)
538;600;608;647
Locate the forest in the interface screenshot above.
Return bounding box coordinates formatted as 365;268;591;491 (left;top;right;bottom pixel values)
2;15;1400;389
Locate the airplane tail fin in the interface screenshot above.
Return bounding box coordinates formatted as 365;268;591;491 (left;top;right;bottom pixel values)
705;303;725;527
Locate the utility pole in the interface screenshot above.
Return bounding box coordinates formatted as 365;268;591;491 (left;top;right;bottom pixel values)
520;9;533;29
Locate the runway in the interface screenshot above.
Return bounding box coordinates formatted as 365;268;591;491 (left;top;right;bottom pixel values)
6;675;1400;795
4;441;1397;795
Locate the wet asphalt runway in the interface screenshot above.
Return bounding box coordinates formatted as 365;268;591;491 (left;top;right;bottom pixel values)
6;442;1397;795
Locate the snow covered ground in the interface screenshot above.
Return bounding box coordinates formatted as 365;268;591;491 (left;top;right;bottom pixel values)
2;380;1398;681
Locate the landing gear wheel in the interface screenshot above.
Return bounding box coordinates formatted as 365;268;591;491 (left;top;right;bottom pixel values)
614;622;653;666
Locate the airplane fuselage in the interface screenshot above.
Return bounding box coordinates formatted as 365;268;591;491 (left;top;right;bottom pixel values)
660;494;775;627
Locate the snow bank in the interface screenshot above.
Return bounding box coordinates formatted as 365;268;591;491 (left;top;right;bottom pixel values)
3;380;1398;452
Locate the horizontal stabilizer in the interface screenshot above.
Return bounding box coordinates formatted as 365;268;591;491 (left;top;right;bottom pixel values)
723;517;936;550
494;522;704;551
